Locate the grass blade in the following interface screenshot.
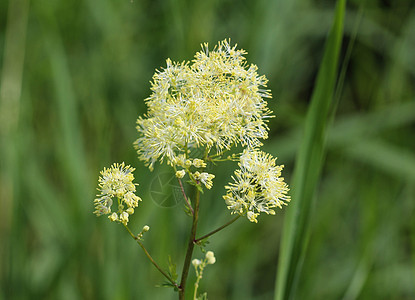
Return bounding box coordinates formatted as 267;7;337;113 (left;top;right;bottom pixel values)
274;1;346;299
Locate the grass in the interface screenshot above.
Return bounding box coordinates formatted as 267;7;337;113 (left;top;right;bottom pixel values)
275;1;346;299
1;0;415;299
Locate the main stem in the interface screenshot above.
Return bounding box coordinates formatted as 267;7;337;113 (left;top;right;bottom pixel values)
179;188;200;299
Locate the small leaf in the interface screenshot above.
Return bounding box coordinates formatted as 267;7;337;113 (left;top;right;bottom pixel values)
197;292;208;300
196;238;210;248
186;180;205;194
183;204;193;217
195;184;204;194
159;282;179;291
167;255;178;282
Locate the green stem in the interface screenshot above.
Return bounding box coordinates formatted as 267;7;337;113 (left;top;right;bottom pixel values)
179;188;200;300
193;263;203;300
123;224;179;290
193;278;199;300
195;214;241;243
193;280;199;300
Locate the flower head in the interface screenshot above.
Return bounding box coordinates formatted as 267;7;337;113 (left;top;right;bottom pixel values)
134;40;273;170
94;162;142;225
223;148;290;223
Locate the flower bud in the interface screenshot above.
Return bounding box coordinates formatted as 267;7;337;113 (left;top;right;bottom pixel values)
205;251;216;264
108;212;118;222
176;170;186;178
192;259;201;267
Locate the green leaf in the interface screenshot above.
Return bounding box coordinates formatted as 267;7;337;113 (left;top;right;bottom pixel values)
274;1;346;300
159;282;179;292
183;204;193;217
167;255;178;282
186;180;205;194
197;292;208;300
195;238;210;249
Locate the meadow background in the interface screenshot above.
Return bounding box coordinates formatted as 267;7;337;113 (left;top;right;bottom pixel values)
1;0;415;299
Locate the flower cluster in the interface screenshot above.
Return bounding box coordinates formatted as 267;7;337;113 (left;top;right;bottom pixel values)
93;39;290;300
94;162;142;225
223;148;290;223
192;251;216;268
192;251;216;299
134;39;273;174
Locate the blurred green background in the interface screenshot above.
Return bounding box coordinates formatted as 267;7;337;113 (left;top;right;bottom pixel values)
1;0;415;299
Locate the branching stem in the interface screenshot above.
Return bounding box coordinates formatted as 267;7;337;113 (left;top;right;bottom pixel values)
195;214;241;243
123;224;180;290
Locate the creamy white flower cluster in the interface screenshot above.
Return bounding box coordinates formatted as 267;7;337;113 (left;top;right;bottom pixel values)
192;251;216;298
192;250;216;268
132;39;289;219
223;148;290;223
134;40;272;174
94;162;142;225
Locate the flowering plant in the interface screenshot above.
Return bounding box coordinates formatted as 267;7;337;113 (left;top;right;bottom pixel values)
94;40;290;299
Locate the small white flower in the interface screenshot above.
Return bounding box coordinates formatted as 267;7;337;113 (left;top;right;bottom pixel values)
193;159;207;168
247;211;259;223
194;171;215;189
108;212;118;222
120;211;129;225
175;169;186;178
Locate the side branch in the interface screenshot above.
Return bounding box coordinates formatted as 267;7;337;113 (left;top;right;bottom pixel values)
195;214;241;243
123;224;180;290
177;178;194;216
